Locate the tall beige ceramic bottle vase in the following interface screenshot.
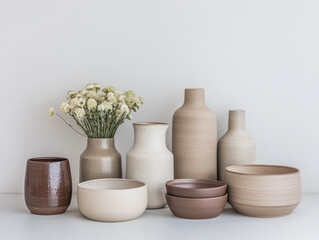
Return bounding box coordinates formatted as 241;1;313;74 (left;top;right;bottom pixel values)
126;123;174;209
80;138;122;182
173;88;217;180
218;110;256;181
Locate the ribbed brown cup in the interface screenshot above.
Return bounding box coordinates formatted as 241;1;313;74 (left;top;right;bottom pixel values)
24;157;72;215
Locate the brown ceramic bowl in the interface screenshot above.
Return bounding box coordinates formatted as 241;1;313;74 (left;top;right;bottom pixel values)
165;193;227;219
166;179;227;198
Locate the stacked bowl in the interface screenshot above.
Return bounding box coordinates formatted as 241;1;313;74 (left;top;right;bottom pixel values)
165;179;228;219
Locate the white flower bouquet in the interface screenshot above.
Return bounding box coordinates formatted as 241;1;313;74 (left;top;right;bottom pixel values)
48;83;144;138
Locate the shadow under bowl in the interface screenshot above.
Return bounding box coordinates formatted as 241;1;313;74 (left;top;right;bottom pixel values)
166;178;227;198
165;193;227;219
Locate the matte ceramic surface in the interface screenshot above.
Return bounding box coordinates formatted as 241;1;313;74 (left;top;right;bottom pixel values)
166;193;227;219
24;157;72;215
165;179;227;198
225;165;301;217
218;110;255;181
77;179;147;222
173;88;217;180
80;138;122;182
126;122;174;209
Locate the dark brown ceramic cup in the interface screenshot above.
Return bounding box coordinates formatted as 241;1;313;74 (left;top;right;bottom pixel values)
24;157;72;215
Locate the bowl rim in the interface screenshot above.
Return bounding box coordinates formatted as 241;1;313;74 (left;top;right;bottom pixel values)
78;178;146;192
165;192;228;201
166;178;226;191
225;164;300;176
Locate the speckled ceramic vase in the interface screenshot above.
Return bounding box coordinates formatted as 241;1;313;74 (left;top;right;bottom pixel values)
173;88;217;180
126;122;174;209
80;138;122;182
217;110;256;181
24;157;72;215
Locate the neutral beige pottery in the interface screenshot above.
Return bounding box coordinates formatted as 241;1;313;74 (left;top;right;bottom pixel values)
126;122;174;209
225;164;301;217
218;110;255;181
173;88;217;180
77;179;147;222
80;138;122;182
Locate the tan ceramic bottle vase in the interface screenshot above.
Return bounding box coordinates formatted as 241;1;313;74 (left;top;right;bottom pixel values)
172;88;217;180
126;123;174;209
218;110;256;181
80;138;122;182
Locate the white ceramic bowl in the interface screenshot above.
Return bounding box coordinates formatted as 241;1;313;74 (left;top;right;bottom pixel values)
225;164;301;217
77;178;147;222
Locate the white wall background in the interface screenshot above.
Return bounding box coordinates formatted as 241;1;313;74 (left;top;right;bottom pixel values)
1;0;318;193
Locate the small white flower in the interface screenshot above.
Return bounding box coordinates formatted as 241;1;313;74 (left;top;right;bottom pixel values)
69;98;78;108
125;90;135;97
78;90;87;96
120;103;129;114
86;83;94;90
138;97;144;104
75;108;85;120
94;83;100;91
87;90;97;99
118;95;125;102
97;104;105;111
107;93;117;106
102;101;113;111
127;114;132;120
77;98;86;107
47;107;54;117
102;86;115;93
114;90;123;100
87;98;97;110
60;102;70;114
107;92;114;99
67;91;76;98
115;109;123;117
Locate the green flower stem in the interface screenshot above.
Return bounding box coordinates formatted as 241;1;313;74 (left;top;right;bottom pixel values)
60;109;130;138
55;113;86;137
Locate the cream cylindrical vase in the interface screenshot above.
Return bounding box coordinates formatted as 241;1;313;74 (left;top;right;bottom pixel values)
172;88;217;180
80;138;122;183
217;110;256;181
126;123;174;209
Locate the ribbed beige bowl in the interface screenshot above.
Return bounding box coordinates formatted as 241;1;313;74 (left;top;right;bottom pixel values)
225;165;301;217
77;179;147;222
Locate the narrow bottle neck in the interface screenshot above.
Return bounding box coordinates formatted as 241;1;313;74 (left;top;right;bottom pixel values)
133;123;168;149
183;88;206;106
87;138;115;149
228;110;246;130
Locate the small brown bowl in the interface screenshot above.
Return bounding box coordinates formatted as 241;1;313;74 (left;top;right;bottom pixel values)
165;179;227;198
165;193;227;219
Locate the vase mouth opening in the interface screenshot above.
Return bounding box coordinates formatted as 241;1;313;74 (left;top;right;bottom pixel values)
133;122;168;126
87;138;114;140
28;157;68;163
229;109;245;113
185;88;204;91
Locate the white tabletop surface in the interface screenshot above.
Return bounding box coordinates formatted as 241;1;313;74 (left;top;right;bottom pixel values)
1;194;318;240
